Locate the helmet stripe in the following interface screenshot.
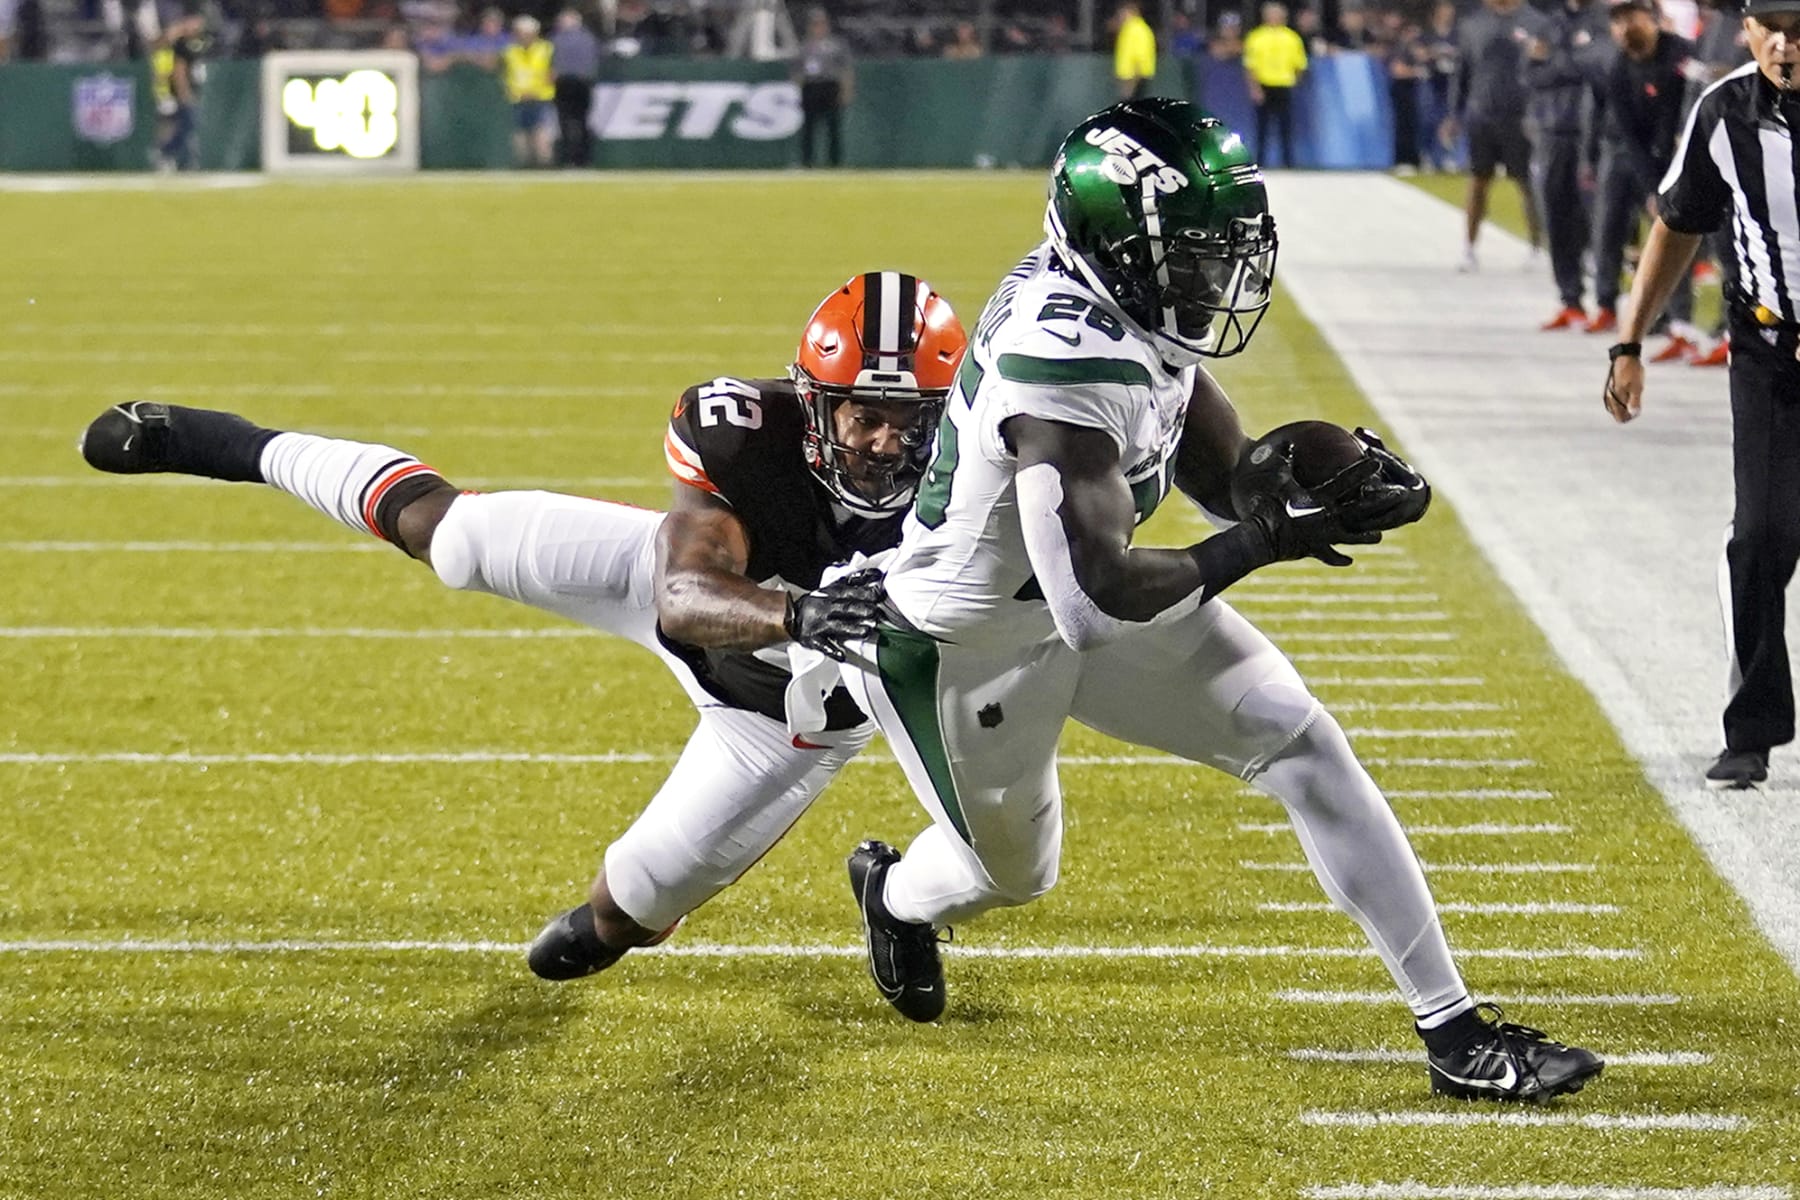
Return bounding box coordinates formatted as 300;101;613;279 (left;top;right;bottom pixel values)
1140;178;1178;338
876;269;902;371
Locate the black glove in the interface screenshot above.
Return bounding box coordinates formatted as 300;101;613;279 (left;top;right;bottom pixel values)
1337;428;1431;534
1237;452;1382;568
785;567;885;662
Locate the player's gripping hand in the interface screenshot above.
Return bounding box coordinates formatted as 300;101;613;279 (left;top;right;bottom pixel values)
785;567;886;661
1335;427;1432;534
1232;438;1381;568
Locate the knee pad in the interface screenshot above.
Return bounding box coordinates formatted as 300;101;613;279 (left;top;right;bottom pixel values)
429;494;486;592
1234;680;1324;778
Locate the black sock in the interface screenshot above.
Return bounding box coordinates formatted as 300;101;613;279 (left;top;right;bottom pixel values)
162;405;281;483
1417;1006;1487;1057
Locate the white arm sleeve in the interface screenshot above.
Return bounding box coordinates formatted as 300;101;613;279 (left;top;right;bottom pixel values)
1016;461;1133;652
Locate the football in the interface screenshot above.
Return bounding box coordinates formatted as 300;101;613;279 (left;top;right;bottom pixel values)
1231;419;1372;517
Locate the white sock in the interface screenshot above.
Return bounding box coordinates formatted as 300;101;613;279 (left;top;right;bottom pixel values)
258;433;436;542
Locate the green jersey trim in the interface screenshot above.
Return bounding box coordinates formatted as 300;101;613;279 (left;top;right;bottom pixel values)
994;353;1152;389
875;628;971;844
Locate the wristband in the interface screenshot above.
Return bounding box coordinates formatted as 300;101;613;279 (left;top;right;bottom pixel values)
1608;341;1642;361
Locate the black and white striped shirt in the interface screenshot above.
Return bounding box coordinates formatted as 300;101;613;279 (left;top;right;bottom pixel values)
1659;61;1800;323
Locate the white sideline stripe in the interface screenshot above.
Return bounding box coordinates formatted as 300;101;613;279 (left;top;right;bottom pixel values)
1343;728;1516;740
1308;677;1486;686
1231;592;1443;605
1265;901;1618;915
1287;1049;1707;1066
0;939;1628;962
1365;758;1537;769
1301;1110;1747;1133
1302;1185;1787;1200
1237;822;1570;836
1292;654;1455;663
1242;861;1594;875
1270;632;1458;643
0;627;590;640
1278;990;1682;1007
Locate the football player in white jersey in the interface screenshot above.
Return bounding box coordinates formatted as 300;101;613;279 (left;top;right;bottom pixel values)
78;272;967;983
839;99;1604;1103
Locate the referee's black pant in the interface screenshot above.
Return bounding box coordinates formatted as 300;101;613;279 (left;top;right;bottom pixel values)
1722;305;1800;752
1532;133;1588;310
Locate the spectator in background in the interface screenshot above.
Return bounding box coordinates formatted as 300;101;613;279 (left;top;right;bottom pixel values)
1113;1;1157;99
1443;0;1549;271
1680;0;1753;366
1041;11;1073;54
467;7;510;69
943;19;983;60
151;9;207;171
1586;0;1697;350
1421;0;1460;170
551;8;600;168
1295;5;1329;58
503;14;557;168
1526;0;1607;329
1333;5;1374;51
1244;2;1308;167
793;6;852;168
0;0;14;64
1386;14;1429;173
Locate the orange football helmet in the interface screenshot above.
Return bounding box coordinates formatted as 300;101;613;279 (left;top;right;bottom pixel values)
790;271;966;516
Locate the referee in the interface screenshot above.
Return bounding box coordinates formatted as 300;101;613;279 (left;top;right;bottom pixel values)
1604;0;1800;788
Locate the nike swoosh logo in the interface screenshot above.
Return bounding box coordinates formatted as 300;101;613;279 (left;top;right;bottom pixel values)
1285;499;1324;518
1042;328;1081;347
1434;1058;1518;1091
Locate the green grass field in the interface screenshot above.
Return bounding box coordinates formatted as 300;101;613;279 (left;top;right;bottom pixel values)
3;173;1797;1200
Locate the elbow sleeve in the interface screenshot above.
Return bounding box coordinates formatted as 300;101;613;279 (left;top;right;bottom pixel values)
1016;463;1130;652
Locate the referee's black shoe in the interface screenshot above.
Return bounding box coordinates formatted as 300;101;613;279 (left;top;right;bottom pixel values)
847;840;946;1022
1705;748;1769;790
1424;1004;1604;1103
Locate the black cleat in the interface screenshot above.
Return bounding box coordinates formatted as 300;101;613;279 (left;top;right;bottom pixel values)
1426;1005;1604;1103
79;402;275;482
1705;748;1768;790
847;839;946;1022
527;903;627;981
80;401;174;473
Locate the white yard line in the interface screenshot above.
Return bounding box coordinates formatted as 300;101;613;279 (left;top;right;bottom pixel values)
1237;822;1570;836
1254;612;1451;623
0;476;664;490
0;939;1632;961
1303;1185;1788;1200
1287;1049;1707;1066
1326;701;1504;713
1300;1110;1746;1132
1263;901;1618;915
1307;677;1487;687
1277;990;1681;1006
1385;789;1555;800
1363;758;1538;769
0;540;385;553
0;750;1252;768
1290;654;1458;664
1265;632;1458;643
1342;728;1516;740
1242;861;1594;875
0;627;588;640
1271;172;1800;976
1231;593;1443;605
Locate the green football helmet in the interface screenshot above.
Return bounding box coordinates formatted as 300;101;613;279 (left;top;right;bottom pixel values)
1044;98;1276;359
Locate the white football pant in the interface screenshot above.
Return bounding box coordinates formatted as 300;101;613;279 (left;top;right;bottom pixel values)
429;491;870;930
842;598;1469;1018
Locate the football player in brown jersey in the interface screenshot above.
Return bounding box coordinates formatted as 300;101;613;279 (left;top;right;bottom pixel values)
79;271;967;980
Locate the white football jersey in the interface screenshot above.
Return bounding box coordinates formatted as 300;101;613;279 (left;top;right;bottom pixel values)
884;242;1197;646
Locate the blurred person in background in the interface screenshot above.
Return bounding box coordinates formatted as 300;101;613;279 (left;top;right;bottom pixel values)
1386;13;1430;173
1679;0;1754;365
943;18;983;59
1421;0;1460;170
467;7;510;69
151;9;208;172
551;7;600;167
1114;0;1157;98
1443;0;1549;271
1586;0;1696;349
1527;0;1608;329
504;14;558;168
1295;4;1329;57
1244;2;1308;167
792;6;853;168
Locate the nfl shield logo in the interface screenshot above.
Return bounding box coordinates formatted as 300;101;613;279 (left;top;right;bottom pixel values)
73;74;135;145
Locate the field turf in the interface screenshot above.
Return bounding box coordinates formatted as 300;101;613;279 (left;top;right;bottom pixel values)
2;173;1796;1199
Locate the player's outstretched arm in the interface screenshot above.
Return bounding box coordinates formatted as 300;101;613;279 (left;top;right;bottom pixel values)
653;483;793;650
